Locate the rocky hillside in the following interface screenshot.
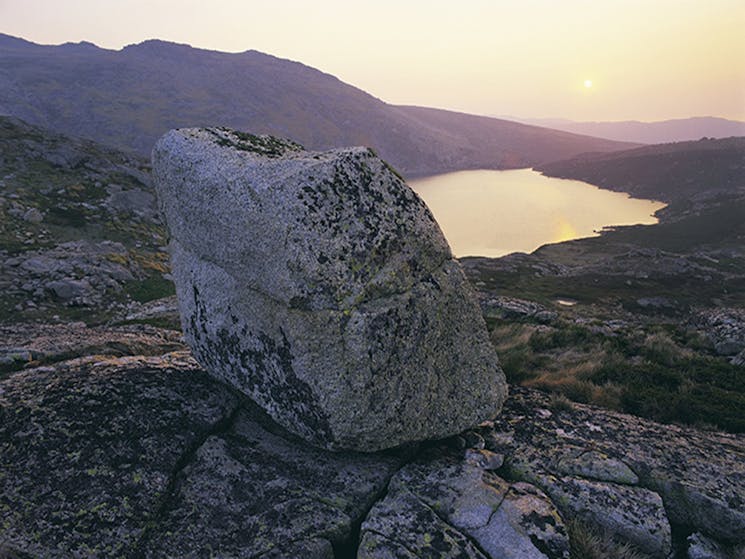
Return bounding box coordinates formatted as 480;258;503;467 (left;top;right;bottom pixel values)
2;116;744;438
463;138;745;434
1;120;744;558
0;34;636;176
0;116;173;325
536;137;745;203
1;322;743;558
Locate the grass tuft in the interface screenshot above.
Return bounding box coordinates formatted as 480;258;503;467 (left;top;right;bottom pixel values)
548;393;573;413
568;520;649;559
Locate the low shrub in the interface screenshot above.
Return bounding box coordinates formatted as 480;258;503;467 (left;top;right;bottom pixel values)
488;317;745;433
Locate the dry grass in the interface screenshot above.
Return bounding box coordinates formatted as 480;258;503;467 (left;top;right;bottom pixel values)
642;331;692;365
548;393;573;412
521;348;609;404
490;323;541;351
489;315;745;432
590;381;624;409
568;520;649;559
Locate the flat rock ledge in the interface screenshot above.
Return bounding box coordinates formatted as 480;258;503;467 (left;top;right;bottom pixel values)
152;127;506;451
0;347;402;558
1;331;744;558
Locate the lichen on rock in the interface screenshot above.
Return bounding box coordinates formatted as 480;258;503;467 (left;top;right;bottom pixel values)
0;351;239;557
359;455;571;559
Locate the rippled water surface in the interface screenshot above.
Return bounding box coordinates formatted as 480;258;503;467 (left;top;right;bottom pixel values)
408;169;665;258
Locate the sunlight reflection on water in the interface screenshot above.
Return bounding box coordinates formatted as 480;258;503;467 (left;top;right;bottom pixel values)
408;168;665;258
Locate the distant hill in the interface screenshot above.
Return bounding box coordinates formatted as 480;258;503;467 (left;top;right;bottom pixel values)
536;137;745;203
0;34;635;177
513;116;745;145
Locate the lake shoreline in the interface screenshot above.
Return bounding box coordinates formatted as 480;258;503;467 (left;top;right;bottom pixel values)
409;168;665;258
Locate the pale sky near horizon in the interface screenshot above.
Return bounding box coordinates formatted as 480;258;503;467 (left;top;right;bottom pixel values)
1;0;744;121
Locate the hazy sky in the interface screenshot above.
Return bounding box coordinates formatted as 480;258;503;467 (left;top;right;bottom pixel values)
2;0;744;121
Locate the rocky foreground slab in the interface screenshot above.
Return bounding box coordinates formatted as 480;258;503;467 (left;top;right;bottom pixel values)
1;325;743;558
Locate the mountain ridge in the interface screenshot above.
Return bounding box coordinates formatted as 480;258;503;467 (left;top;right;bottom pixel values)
0;33;637;176
510;115;745;144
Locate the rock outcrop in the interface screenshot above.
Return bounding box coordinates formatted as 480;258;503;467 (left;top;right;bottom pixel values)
2;329;744;558
152;127;506;451
0;345;403;558
492;388;745;550
0;320;183;374
0;350;239;557
691;308;745;360
359;456;571;559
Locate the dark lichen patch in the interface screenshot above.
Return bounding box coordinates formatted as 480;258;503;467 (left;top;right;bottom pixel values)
186;285;333;446
359;483;490;559
0;353;239;557
368;147;407;183
290;150;449;308
205;127;304;158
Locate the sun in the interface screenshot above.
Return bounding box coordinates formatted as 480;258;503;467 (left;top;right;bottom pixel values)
584;79;593;88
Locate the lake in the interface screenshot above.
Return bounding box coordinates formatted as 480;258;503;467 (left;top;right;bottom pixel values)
408;169;665;258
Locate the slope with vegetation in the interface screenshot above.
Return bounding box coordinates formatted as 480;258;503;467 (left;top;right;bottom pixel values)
536;136;745;202
464;136;745;433
0;116;173;327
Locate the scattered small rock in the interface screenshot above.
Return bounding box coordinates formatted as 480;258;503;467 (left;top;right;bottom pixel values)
480;295;557;323
691;308;745;356
22;207;43;223
687;532;727;559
